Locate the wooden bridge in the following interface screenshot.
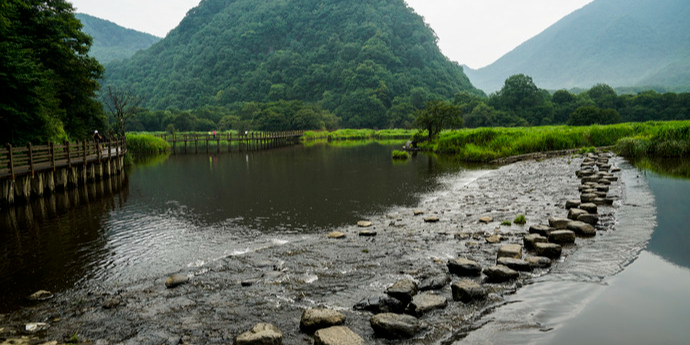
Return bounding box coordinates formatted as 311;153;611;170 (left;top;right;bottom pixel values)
1;139;127;205
157;130;304;154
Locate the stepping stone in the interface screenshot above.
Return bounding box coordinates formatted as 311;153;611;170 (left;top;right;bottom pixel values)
496;257;532;271
483;265;519;283
419;275;450;291
577;213;599;225
165;274;189;288
529;224;555;236
523;233;548;250
314;326;364;345
413;210;424;216
581;193;597;202
447;257;482;276
535;243;562;258
565;200;581;209
357;221;372;227
567;208;588;220
548;230;576;244
579;203;598;214
300;308;346;332
328;231;346;239
525;256;552;268
451;280;487;303
548;217;572;229
406;293;448;317
454;232;471;240
479;216;493;224
358;230;377;237
567;221;596;236
386;279;418;304
424;216;440;223
27;290;53;301
485;234;502;243
497;244;522;259
353;295;405;314
370;313;423;339
235;323;282;345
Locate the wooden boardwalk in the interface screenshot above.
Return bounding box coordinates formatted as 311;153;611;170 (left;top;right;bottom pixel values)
157;131;303;154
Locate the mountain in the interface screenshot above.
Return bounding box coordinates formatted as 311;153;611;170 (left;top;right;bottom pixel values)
465;0;690;93
75;13;161;64
104;0;480;128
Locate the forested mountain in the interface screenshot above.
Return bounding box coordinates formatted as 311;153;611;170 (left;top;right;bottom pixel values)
465;0;690;93
75;13;161;64
105;0;480;128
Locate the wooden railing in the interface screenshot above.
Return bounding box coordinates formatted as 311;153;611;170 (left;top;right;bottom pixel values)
0;138;127;180
154;130;303;142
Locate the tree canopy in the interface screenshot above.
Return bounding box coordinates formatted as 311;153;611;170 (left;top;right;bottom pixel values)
0;0;104;146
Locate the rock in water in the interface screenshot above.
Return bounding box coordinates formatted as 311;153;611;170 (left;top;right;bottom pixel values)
497;244;522;259
419;275;450;291
424;216;440;223
496;257;532;271
102;297;121;309
451;280;487;303
479;216;493;224
529;224;555;236
577;213;599;225
370;313;423;339
358;230;377;237
523;234;547;249
483;265;519;282
353;295;405;314
567;208;588;220
26;290;53;301
386;279;418;305
535;243;562;258
525;256;552;268
447;258;482;276
406;293;448;317
579;203;598;214
300;308;346;332
485;234;502;243
567;221;596;236
548;230;576;244
235;323;282;345
357;221;372;227
548;217;572;229
165;274;189;288
565;200;581;209
328;231;346;239
314;326;363;345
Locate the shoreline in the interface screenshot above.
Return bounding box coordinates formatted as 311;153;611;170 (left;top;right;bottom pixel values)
1;153;634;345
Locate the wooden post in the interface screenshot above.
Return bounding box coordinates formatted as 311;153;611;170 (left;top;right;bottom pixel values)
66;141;71;168
97;139;102;162
7;144;14;180
27;142;34;176
108;139;112;160
50;142;55;171
82;140;87;166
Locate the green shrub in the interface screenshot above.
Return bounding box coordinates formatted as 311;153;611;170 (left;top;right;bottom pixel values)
126;133;170;154
513;214;526;225
392;150;410;160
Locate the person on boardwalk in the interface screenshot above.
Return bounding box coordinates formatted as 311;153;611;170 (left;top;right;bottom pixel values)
93;130;102;143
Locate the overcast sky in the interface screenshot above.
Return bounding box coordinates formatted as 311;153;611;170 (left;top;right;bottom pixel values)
68;0;594;69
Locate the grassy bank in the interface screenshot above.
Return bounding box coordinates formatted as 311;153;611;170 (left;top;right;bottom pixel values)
302;129;416;141
126;133;170;154
425;121;690;162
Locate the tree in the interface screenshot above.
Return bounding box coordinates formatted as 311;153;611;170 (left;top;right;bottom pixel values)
102;86;143;136
413;100;463;141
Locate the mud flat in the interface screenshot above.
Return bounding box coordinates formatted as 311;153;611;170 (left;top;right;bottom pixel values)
0;153;628;345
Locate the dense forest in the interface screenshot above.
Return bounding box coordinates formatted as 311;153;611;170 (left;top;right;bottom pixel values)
0;0;104;146
465;0;690;93
104;0;481;129
75;13;161;64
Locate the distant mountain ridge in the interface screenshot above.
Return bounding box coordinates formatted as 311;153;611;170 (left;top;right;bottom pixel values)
76;13;161;64
103;0;479;128
465;0;690;93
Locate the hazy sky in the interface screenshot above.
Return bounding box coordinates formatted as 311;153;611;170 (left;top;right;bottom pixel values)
68;0;594;69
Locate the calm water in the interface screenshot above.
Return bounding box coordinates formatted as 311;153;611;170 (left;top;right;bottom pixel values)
458;160;690;345
0;142;477;312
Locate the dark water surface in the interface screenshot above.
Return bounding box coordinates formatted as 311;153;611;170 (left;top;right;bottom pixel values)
0;142;478;312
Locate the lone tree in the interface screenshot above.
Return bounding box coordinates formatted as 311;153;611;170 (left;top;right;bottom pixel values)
102;86;142;136
413;100;463;141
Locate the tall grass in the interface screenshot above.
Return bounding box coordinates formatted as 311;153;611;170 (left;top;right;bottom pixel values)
126;133;170;154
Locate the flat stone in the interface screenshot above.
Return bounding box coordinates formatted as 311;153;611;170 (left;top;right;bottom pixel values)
567;208;589;220
525;256;552;268
300;308;346;332
581;193;597;202
454;232;471;240
548;217;572;229
314;326;364;345
386;279;418;304
496;257;532;271
406;293;448;317
497;244;522;259
328;231;346;239
25;323;50;332
529;224;555;236
165;274;189;288
596;185;610;192
577;213;599;225
535;243;562;258
424;216;440;223
597;179;611;185
565;200;581;209
413;210;424;216
358;230;377;237
479;216;493;224
235;323;282;345
357;221;372;227
611;167;621;172
447;257;482;276
451;280;487;303
102;297;121;309
26;290;53;301
548;230;576;244
567;221;596;236
579;203;598;213
353;295;405;314
419;275;450;291
370;313;423;339
485;234;502;243
523;233;548;249
483;265;519;282
595;191;608;198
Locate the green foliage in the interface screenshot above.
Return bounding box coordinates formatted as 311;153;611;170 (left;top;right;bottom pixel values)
391;150;410;160
568;106;621;126
104;0;478;128
513;215;526;225
0;0;105;145
501;220;512;226
75;13;160;64
413;100;464;141
126;133;170;154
